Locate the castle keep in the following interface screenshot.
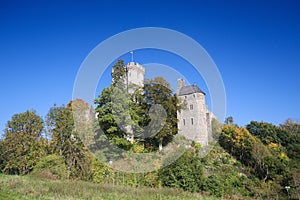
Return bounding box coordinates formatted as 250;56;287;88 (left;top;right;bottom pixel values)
117;61;212;146
176;79;211;146
125;62;145;89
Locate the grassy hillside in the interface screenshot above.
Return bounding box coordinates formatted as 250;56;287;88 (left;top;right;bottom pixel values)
0;174;219;200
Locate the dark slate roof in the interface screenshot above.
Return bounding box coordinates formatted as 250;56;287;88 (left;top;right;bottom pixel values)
178;84;205;96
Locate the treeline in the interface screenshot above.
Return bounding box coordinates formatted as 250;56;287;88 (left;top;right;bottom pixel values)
0;105;299;199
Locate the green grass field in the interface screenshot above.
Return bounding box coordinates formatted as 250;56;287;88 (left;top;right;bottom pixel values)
0;174;220;200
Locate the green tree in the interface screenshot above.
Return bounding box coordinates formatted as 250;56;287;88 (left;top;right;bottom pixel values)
144;77;180;151
224;116;234;125
95;59;140;146
6;110;44;135
95;86;134;150
44;104;65;143
95;61;180;153
246;121;280;145
279;119;300;160
0;139;4;172
50;101;92;180
1;110;46;174
111;59;126;86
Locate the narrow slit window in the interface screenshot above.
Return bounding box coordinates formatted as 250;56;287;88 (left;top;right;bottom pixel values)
190;104;193;110
191;118;194;125
183;119;185;126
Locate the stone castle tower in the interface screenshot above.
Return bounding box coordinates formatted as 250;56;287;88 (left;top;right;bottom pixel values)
125;62;145;92
176;79;212;146
114;62;211;146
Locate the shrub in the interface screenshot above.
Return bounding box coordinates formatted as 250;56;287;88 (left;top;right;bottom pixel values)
32;154;67;179
158;150;203;192
202;175;222;197
91;158;111;183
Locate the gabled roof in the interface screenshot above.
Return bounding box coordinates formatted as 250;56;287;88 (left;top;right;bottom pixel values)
178;84;205;96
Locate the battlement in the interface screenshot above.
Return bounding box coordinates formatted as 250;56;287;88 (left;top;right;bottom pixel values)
124;62;145;90
126;62;145;73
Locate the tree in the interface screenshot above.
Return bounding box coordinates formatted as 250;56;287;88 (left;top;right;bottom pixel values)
95;59;141;146
219;125;256;166
50;101;92;180
246;121;280;145
0;139;4;172
280;119;300;136
95;61;180;152
70;99;96;149
224;116;234;125
111;59;126;86
44;104;65;142
5;110;44;135
95;86;134;150
1;110;46;174
279;119;300;160
143;77;180;151
211;118;222;139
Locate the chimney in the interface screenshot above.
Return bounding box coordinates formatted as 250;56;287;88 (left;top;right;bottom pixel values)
176;78;185;95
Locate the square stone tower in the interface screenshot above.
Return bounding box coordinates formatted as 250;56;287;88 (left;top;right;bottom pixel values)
176;79;211;146
125;62;145;93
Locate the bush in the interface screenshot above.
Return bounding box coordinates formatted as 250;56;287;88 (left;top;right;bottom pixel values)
202;175;222;197
140;171;160;187
32;154;67;179
91;158;111;183
158;150;203;192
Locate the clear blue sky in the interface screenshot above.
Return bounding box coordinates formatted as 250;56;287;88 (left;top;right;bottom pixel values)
0;0;299;134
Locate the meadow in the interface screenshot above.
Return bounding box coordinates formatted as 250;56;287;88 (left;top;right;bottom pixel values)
0;174;219;200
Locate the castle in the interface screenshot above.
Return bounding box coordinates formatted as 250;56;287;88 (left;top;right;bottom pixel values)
117;61;212;146
176;79;212;146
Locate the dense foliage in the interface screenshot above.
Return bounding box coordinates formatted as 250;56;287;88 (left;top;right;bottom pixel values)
218;122;300;199
159;150;203;192
94;60;180;153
